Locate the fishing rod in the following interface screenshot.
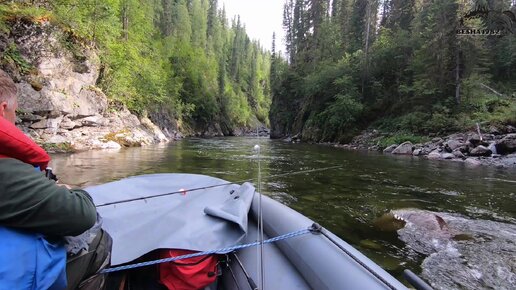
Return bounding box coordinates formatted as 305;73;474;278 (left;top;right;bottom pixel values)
254;144;265;290
94;165;342;208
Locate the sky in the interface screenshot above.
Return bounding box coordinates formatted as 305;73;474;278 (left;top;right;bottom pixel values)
219;0;285;52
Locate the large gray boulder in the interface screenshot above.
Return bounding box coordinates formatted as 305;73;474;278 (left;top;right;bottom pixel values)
77;115;108;127
392;142;414;155
427;151;442;160
442;153;455;160
383;144;398;154
465;158;482;167
505;125;516;134
30;119;49;129
60;117;77;130
452;149;466;159
496;134;516;154
445;140;463;151
469;145;492;157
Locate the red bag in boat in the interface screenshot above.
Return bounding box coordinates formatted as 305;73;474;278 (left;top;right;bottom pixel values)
158;249;219;290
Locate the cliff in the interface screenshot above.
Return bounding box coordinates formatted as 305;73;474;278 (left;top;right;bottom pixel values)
1;19;174;152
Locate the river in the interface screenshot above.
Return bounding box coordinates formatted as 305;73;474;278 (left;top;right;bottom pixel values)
50;137;516;289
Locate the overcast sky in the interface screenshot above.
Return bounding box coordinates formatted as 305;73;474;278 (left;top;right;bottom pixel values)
220;0;285;52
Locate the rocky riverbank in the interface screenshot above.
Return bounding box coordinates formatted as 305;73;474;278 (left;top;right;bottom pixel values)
332;127;516;168
1;20;271;151
1;20;177;152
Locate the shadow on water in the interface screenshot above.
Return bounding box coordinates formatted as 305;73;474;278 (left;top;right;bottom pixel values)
51;137;516;289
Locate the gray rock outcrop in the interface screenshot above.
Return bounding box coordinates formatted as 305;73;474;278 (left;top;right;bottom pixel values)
2;21;172;151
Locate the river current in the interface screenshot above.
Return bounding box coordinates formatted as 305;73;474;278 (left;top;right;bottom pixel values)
50;137;516;289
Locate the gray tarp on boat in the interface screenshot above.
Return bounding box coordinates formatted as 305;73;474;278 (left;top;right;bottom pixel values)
85;174;255;266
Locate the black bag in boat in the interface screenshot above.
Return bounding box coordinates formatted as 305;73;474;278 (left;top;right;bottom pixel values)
65;215;113;290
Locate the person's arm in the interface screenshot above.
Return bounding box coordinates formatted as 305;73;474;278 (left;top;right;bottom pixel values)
0;158;97;236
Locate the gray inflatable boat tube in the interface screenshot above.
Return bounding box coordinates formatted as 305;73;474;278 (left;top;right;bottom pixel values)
246;194;408;290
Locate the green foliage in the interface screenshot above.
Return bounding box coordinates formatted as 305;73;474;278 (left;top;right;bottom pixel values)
40;142;75;153
0;0;272;132
376;106;461;135
2;43;33;74
0;3;52;25
271;0;516;142
314;94;363;141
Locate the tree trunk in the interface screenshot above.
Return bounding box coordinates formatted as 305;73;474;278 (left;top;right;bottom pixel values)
455;43;461;105
362;0;374;97
92;0;99;44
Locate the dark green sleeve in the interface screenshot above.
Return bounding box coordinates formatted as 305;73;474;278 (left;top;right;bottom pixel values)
0;158;97;236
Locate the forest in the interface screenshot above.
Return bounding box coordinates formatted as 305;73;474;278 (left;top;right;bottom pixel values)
0;0;271;134
1;0;515;142
270;0;516;142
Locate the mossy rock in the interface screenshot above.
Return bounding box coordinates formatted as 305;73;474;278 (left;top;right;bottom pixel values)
101;130;141;148
29;79;43;91
41;142;75;153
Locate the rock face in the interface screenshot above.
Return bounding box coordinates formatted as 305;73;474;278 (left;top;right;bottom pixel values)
1;20;171;151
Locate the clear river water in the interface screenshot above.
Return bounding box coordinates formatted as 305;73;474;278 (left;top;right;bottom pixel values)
50;137;516;289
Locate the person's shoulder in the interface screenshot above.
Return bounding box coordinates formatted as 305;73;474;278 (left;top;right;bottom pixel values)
0;157;30;165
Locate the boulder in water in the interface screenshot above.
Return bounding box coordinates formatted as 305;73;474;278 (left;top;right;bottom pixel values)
465;158;482;167
383;144;398;154
374;209;452;255
427;151;442;160
392;142;414;155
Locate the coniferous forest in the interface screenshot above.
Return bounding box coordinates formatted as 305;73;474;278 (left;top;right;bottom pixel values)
1;0;515;141
270;0;516;143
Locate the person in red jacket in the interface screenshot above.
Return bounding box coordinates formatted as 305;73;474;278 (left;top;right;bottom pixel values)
0;71;16;123
0;69;109;289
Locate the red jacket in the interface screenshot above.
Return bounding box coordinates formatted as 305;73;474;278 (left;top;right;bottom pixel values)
0;117;50;170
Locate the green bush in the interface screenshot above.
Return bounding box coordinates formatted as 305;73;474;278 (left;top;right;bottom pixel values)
315;93;363;141
397;112;431;133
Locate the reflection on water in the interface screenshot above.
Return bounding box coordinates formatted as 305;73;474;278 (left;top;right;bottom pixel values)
50;137;516;288
51;144;170;187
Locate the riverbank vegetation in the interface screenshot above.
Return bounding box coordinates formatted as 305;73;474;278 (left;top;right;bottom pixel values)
0;0;271;133
270;0;516;143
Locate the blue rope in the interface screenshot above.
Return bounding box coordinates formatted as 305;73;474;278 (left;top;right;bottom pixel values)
100;228;311;274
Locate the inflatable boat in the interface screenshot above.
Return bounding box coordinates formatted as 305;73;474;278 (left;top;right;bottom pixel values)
86;173;415;290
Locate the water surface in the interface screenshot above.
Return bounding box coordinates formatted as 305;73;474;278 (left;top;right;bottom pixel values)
51;137;516;288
